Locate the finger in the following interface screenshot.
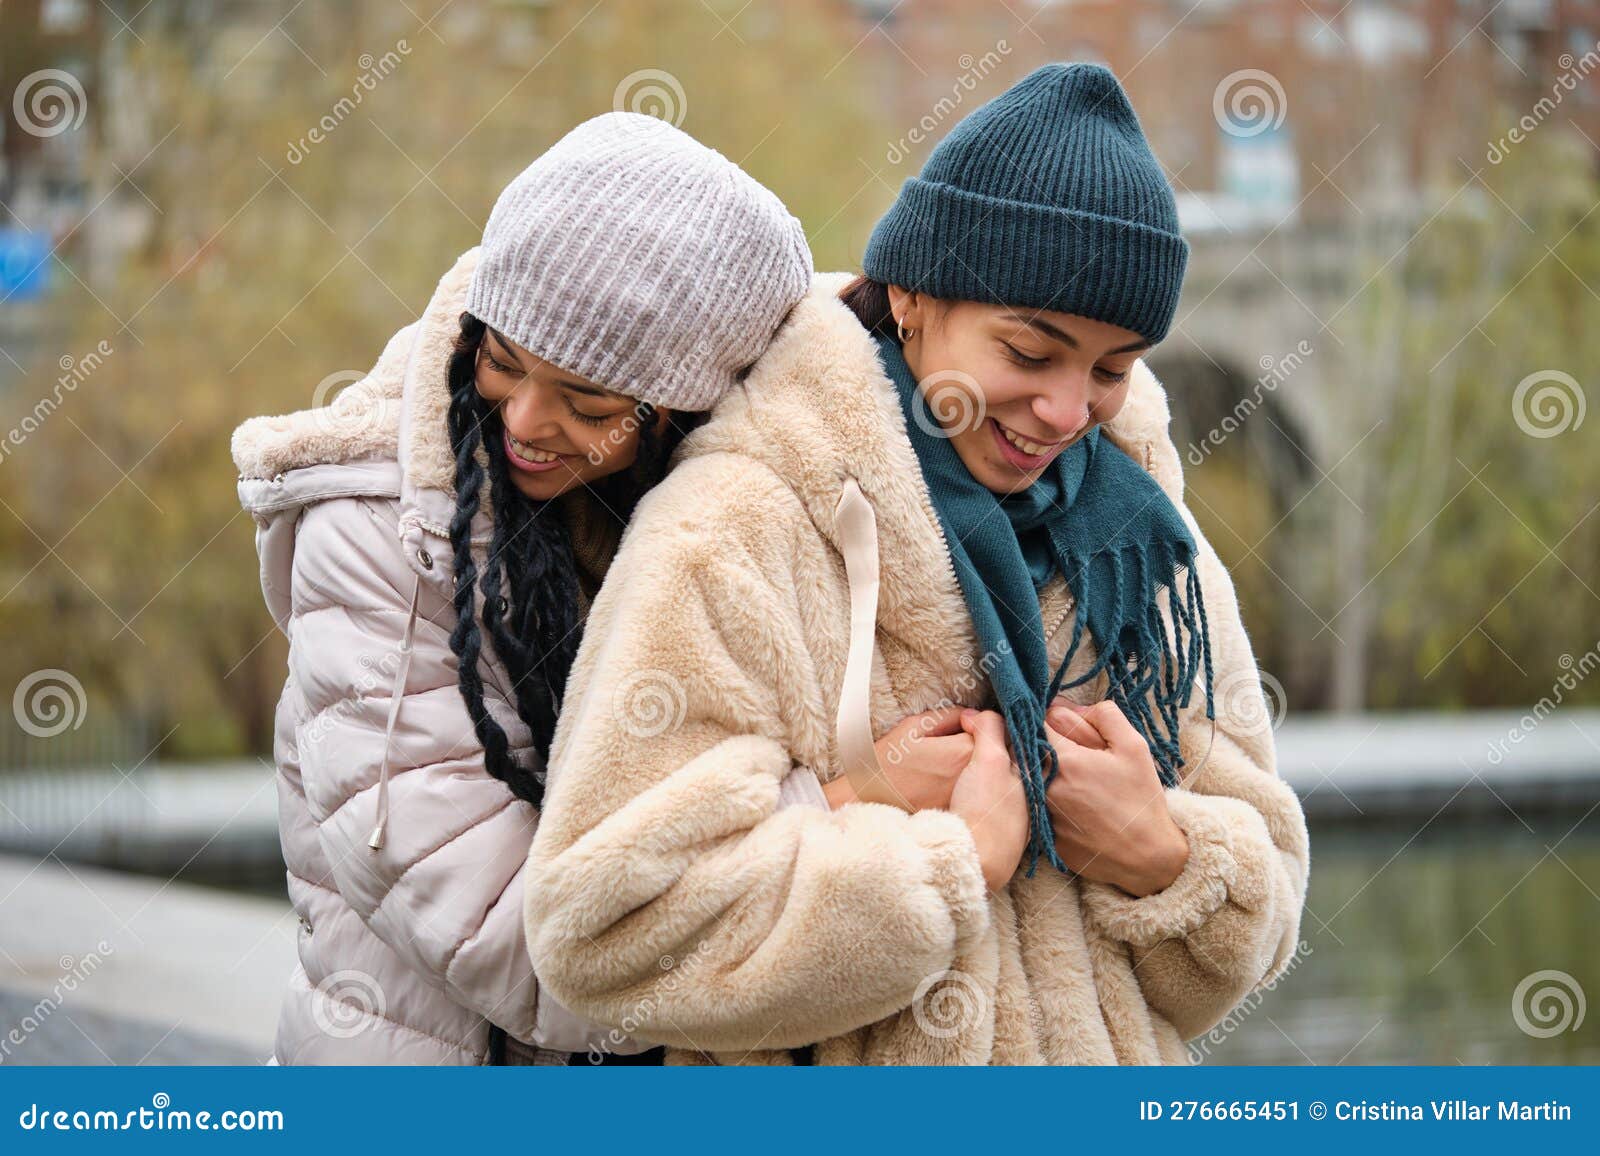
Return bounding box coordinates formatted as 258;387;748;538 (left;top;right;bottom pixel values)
919;733;976;771
1045;702;1109;750
1077;700;1145;752
907;704;970;739
960;709;1014;772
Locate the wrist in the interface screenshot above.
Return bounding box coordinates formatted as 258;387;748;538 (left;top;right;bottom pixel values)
821;776;856;810
974;831;1019;893
1118;822;1190;897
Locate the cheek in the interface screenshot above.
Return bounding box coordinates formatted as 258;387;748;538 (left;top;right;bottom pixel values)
1091;378;1132;424
969;359;1039;416
574;421;640;476
473;367;507;403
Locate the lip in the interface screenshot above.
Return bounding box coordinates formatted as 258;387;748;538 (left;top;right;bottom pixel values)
988;418;1066;472
502;430;569;473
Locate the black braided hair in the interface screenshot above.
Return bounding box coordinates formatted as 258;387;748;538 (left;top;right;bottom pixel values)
444;312;704;810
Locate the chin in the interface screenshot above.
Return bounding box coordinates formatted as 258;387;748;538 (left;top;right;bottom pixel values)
989;472;1042;496
974;455;1045;495
509;472;570;501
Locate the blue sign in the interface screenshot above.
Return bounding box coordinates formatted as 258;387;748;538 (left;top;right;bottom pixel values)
0;228;51;301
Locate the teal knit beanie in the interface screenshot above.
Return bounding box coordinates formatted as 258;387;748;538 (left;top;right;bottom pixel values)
863;63;1188;344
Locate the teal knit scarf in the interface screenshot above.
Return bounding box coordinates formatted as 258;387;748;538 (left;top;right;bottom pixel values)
876;333;1216;874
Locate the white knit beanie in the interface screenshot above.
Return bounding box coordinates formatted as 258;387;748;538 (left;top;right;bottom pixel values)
465;112;813;412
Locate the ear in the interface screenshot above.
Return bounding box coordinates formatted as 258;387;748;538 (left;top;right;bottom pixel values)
885;284;920;330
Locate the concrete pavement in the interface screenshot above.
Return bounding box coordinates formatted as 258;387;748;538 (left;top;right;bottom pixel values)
0;852;292;1064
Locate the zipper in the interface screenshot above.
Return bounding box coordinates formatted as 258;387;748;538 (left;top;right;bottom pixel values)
1044;584;1077;646
909;475;1080;668
907;473;964;608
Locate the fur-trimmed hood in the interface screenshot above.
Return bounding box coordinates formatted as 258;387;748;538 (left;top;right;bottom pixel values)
229;246;637;1063
231;245;476;493
231;246;619;604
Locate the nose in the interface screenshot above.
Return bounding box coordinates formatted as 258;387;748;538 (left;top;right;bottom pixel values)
1030;374;1092;440
498;382;562;442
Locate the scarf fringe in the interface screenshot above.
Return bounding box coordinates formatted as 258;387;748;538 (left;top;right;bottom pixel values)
1017;541;1218;877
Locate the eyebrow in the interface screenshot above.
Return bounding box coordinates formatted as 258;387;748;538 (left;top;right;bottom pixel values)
999;311;1150;356
486;328;625;399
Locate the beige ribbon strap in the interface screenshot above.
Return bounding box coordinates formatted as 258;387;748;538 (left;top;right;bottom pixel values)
833;478;911;811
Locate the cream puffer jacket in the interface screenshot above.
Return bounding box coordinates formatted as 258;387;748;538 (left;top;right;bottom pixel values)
525;272;1311;1064
232;248;633;1064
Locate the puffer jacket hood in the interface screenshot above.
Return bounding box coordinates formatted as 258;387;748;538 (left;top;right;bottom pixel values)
525;272;1309;1064
233;247;628;1064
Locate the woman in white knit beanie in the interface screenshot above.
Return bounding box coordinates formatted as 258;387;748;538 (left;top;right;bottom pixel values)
230;112;811;1066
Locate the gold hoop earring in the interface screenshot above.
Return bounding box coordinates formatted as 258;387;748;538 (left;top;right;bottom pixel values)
896;316;914;343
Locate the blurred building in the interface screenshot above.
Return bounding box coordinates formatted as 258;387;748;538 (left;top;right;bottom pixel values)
7;1;1598;257
839;0;1600;229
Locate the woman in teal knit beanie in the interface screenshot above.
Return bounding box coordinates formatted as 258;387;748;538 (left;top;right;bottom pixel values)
527;63;1308;1064
837;62;1210;883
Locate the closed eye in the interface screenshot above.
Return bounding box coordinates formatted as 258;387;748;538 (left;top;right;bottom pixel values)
563;395;614;427
1002;341;1049;368
480;346;520;376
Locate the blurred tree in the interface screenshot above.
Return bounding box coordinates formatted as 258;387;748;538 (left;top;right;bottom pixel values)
0;0;890;760
1276;129;1600;711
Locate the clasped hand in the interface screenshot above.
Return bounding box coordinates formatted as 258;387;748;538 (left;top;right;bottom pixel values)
822;700;1188;896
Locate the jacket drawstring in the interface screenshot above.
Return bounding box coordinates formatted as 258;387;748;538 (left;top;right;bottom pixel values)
833;478;913;811
369;573;422;850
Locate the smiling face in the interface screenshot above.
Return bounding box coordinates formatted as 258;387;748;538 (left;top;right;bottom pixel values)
473;326;665;501
886;287;1149;495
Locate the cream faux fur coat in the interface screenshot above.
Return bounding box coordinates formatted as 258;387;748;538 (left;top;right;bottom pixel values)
523;272;1311;1065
